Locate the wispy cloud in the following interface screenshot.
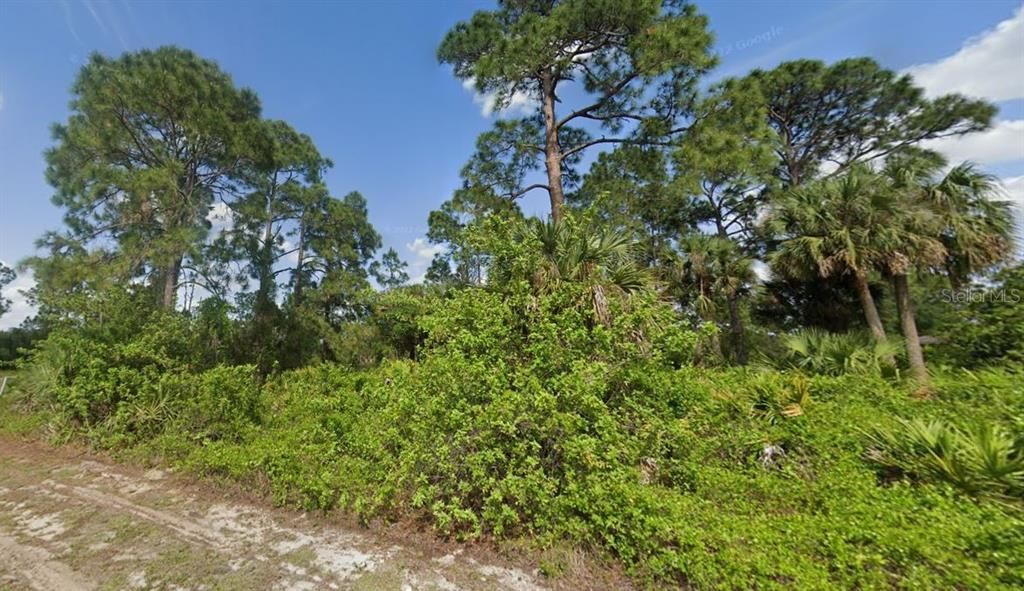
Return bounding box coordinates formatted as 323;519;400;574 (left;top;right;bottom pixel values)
82;0;108;36
83;0;129;50
1002;175;1024;207
60;0;81;43
999;175;1024;244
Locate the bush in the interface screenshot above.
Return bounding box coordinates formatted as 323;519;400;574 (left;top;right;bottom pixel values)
867;418;1024;506
936;263;1024;367
24;298;262;447
159;361;1024;589
12;237;1023;588
781;328;900;376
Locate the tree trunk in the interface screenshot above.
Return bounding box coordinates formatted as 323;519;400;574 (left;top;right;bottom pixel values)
540;69;565;223
727;294;747;365
892;273;929;384
256;211;275;316
293;221;306;307
253;215;277;376
853;270;896;366
853;270;887;342
712;212;747;365
161;256;182;310
256;182;278;317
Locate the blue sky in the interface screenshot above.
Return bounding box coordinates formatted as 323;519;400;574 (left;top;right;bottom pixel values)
2;0;1023;327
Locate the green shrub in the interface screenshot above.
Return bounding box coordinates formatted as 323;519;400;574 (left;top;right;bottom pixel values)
13;257;1024;588
177;365;262;443
781;328;900;376
936;263;1024;367
18;343;1024;588
867;418;1024;505
144;336;1018;588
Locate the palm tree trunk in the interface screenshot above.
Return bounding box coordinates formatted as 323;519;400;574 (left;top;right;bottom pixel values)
853;270;896;366
853;270;887;341
727;294;747;365
892;273;929;385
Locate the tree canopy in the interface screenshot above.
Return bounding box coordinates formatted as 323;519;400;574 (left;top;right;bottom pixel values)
438;0;715;221
749;57;995;186
41;47;264;310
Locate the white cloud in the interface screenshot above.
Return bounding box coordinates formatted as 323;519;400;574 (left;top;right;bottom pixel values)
905;5;1024;101
1003;174;1024;200
279;239;299;269
921;119;1024;165
0;92;5;111
1001;175;1024;224
406;237;444;263
0;269;36;330
999;176;1024;251
817;160;841;177
404;237;444;285
461;78;535;118
206;202;234;233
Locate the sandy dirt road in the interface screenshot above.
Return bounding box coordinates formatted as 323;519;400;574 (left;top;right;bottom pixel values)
0;437;546;591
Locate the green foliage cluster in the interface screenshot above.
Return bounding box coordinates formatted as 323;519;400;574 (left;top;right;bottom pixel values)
13;273;1021;589
867;418;1023;506
936;263;1024;367
0;262;14;319
22;292;261;447
0;324;45;369
781;329;901;377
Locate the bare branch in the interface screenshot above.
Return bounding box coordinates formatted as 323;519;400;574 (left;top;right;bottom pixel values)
556;72;639;129
508;183;551;200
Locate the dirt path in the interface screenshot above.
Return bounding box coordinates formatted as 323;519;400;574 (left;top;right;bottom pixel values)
0;437;547;591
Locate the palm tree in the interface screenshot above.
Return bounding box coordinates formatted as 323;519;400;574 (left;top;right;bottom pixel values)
765;167;895;345
522;216;651;326
879;158;1015;385
872;197;946;385
923;163;1016;288
769;158;1015;387
674;234;756;364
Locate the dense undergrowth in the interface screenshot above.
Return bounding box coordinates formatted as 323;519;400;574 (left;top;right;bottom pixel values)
4;278;1022;590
